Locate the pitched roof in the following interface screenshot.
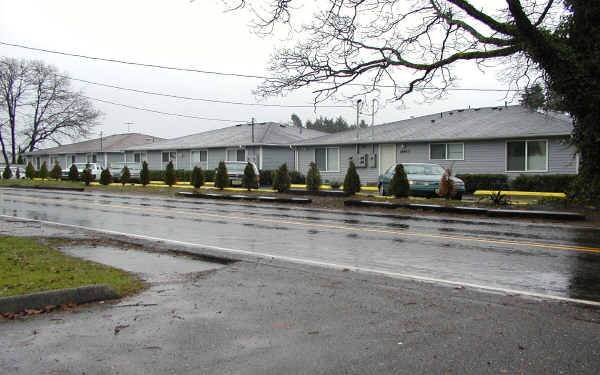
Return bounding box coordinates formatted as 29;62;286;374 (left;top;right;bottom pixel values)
294;105;574;146
126;122;327;151
24;133;165;155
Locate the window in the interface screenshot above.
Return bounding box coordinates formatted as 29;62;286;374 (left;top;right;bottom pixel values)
35;157;41;169
315;147;339;172
506;140;547;172
191;150;208;168
71;155;76;164
134;153;141;163
161;151;177;167
226;149;245;161
92;154;97;164
430;143;464;160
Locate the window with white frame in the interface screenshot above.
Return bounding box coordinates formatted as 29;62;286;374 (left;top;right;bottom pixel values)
226;149;245;161
315;147;339;172
430;143;464;160
191;150;208;168
71;155;76;164
161;151;177;167
506;140;547;171
134;153;141;163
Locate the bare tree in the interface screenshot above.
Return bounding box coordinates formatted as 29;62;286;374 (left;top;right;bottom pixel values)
226;0;600;200
0;58;101;165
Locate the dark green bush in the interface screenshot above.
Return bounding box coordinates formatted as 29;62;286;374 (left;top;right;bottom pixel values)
49;162;62;180
25;162;36;180
191;166;204;188
3;165;12;179
289;171;305;184
175;169;192;182
149;170;163;181
215;161;229;190
68;164;79;181
204;169;215;182
511;174;576;193
343;161;361;195
259;170;273;186
164;161;177;187
39;162;48;180
455;174;508;193
389;164;409;198
81;167;93;186
140;161;150;186
99;168;112;185
273;163;291;193
242;162;258;190
305;162;322;193
121;165;131;185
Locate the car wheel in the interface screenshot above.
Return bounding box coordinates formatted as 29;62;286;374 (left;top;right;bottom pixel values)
379;184;386;196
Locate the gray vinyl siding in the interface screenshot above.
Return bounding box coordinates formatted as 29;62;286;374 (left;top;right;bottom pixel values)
208;149;226;170
261;146;294;170
297;145;380;184
106;153;124;168
147;151;162;170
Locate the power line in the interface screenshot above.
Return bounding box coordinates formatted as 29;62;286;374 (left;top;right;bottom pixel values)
1;41;520;92
57;74;352;108
83;95;247;122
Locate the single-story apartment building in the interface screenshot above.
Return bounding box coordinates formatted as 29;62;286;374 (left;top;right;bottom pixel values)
292;105;577;184
124;122;326;171
23;133;165;169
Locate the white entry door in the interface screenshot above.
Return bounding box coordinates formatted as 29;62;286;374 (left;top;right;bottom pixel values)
379;144;397;175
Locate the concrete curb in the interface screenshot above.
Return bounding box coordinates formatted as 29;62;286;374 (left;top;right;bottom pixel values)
178;191;311;204
0;285;120;314
344;200;586;221
0;184;85;192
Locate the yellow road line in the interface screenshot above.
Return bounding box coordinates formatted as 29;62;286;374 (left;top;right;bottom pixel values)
3;192;599;254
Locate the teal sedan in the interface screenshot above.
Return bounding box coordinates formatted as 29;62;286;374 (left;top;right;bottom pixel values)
377;163;465;200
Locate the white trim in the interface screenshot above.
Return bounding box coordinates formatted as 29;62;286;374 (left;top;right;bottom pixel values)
190;149;209;170
225;148;246;162
259;146;264;170
505;139;549;173
294;148;299;171
161;150;178;169
314;147;340;172
429;142;464;161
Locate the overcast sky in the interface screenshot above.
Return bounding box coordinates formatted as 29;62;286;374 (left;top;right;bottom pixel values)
0;0;519;142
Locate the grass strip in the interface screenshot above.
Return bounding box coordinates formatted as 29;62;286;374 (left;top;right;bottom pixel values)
0;235;146;298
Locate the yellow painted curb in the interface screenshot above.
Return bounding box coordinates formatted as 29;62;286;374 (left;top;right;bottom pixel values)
474;190;565;198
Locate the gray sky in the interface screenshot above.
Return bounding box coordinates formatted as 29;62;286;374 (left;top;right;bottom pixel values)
0;0;519;142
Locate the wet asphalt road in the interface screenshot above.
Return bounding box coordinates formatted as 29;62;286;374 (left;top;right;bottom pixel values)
2;187;600;303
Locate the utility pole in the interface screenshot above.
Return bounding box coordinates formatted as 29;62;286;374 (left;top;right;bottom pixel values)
371;99;378;138
356;99;362;140
251;117;255;143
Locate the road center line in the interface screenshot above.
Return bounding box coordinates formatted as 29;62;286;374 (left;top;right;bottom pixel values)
2;213;600;308
3;192;600;254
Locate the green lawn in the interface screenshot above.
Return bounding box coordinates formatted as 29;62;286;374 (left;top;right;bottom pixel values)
0;235;146;298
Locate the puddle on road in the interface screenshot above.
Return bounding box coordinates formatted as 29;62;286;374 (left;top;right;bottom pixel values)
60;246;225;283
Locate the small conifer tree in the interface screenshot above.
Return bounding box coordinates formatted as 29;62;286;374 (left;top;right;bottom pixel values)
99;168;112;185
17;154;24;164
273;163;291;193
215;161;229;190
3;165;12;179
191;166;204;189
437;168;457;199
39;162;49;180
121;165;131;186
305;162;322;193
15;168;21;179
389;164;409;198
25;162;36;180
50;162;62;180
242;162;258;191
343;161;361;195
81;166;93;186
164;160;177;187
68;164;79;181
140;161;150;186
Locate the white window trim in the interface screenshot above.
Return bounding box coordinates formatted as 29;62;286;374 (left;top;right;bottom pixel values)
190;149;209;170
161;150;178;169
314;147;340;172
505;139;549;173
225;148;246;162
429;143;464;161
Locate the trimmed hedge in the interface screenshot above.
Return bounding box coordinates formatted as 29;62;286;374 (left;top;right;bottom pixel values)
455;174;508;193
259;170;273;186
511;174;575;193
289;171;305;184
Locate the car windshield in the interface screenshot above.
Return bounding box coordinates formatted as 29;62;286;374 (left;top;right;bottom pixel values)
111;163;140;169
388;164;445;176
225;163;248;172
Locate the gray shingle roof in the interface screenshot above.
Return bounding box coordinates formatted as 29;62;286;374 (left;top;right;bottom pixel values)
24;133;165;155
294;105;574;146
126;122;327;151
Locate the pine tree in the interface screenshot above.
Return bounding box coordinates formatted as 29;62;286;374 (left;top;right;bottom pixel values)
343;161;361;195
140;161;150;186
164;160;177;187
25;162;36;180
99;168;112;185
242;162;258;191
121;165;131;186
389;164;409;198
39;162;48;180
215;161;229;190
191;166;204;189
2;165;12;179
16;154;24;164
273;163;291;193
49;162;62;180
305;162;322;193
68;164;79;181
81;166;93;186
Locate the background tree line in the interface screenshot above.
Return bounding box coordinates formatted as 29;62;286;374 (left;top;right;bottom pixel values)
290;113;367;134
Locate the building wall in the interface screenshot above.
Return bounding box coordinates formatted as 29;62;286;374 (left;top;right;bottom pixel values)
261;146;294;170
